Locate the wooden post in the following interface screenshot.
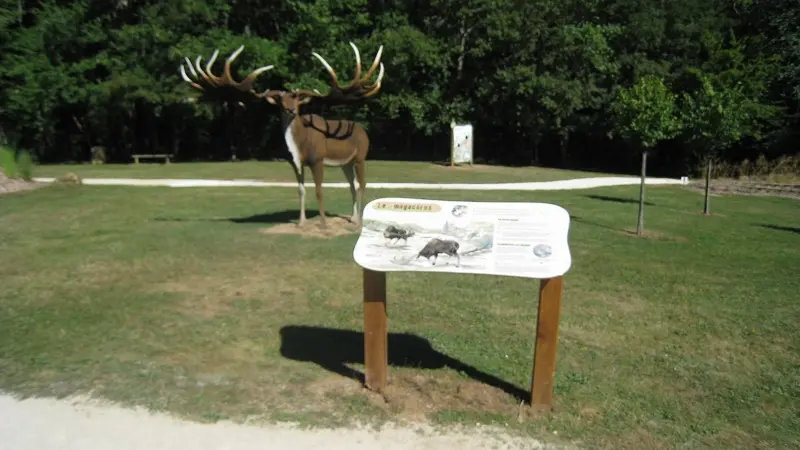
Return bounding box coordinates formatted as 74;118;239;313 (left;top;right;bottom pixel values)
530;275;564;411
363;268;388;392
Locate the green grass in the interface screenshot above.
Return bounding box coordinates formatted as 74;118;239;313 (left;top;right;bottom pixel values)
33;160;611;183
0;183;798;449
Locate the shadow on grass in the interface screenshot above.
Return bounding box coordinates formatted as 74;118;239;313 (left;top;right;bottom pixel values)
153;209;346;224
228;210;347;224
756;224;800;235
570;214;623;233
279;325;529;403
584;194;654;206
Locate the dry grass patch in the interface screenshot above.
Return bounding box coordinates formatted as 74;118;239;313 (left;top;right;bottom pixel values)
610;429;666;450
157;273;301;319
619;227;688;241
149;260;351;319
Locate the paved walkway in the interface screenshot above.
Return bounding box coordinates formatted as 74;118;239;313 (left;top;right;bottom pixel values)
33;176;687;190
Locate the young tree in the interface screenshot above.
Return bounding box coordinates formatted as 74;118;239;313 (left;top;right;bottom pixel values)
680;71;780;215
611;75;682;236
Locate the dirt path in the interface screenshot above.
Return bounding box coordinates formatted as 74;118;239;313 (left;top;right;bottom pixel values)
0;393;564;450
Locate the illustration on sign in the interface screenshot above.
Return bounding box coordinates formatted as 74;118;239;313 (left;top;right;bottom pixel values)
352;198;572;279
451;123;473;165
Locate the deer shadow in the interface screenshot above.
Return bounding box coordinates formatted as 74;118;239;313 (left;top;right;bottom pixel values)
584;194;655;206
153;209;346;225
756;224;800;235
569;214;621;233
278;325;529;402
228;209;347;224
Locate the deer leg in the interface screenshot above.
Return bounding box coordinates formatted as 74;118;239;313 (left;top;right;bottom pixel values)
294;165;307;226
342;163;359;224
353;159;366;226
310;160;327;227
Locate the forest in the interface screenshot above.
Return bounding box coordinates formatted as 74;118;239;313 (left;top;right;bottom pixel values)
0;0;798;177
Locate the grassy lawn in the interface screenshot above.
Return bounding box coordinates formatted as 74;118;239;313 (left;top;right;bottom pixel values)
33;160;611;183
1;182;798;449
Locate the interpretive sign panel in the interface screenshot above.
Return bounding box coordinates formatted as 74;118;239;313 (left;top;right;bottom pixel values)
352;198;571;279
451;123;474;165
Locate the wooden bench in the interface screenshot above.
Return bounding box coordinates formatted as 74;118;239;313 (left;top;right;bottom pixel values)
132;154;173;165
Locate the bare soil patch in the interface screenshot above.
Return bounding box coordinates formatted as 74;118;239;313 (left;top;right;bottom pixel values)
351;371;523;422
0;172;46;196
259;216;360;239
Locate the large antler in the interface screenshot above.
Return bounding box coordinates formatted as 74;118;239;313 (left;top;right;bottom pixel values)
179;45;277;104
295;42;385;106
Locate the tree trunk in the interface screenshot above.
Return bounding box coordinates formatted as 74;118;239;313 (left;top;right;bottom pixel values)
637;150;647;236
131;103;139;158
221;102;236;161
703;158;713;215
456;21;472;81
149;106;158;154
406;128;412;160
531;133;541;166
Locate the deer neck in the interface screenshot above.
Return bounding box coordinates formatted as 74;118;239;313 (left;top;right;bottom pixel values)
280;109;309;173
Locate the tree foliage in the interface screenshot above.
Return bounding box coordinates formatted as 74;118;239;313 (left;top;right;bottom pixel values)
610;74;682;236
611;75;682;149
0;0;795;174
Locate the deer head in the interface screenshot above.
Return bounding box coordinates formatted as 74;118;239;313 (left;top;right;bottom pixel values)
179;42;385;116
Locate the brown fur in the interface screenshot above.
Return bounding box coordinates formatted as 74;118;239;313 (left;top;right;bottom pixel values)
267;92;369;227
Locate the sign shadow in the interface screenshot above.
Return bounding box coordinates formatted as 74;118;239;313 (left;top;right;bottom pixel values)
279;325;529;402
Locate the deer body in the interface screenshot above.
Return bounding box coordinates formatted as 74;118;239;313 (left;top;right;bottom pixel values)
280;109;368;225
179;41;384;228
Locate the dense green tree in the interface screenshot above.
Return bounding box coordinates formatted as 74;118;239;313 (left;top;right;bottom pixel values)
0;0;795;173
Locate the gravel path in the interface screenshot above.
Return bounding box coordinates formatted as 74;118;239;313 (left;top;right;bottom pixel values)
0;393;563;450
31;175;686;190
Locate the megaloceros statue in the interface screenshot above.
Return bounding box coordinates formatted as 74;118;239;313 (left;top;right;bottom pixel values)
178;42;384;228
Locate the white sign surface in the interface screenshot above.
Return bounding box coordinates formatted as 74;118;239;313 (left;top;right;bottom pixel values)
352;198;572;279
451;124;473;165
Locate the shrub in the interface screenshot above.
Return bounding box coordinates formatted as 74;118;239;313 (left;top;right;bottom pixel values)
694;153;800;181
16;149;34;181
0;146;17;178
